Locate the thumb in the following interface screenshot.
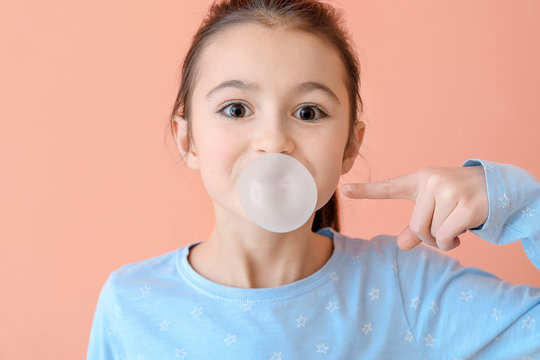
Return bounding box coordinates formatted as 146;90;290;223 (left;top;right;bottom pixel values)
396;225;422;251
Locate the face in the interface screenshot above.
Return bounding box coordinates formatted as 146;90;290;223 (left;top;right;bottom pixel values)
175;23;364;226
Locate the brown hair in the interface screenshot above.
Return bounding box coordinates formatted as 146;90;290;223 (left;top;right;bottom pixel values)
167;0;364;232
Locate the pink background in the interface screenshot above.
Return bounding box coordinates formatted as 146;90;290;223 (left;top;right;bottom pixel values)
1;0;539;358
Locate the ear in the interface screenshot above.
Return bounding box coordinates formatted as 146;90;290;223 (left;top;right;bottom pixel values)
173;115;200;170
341;121;365;175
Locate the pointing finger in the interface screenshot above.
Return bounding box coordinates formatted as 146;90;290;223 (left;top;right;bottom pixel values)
342;172;419;201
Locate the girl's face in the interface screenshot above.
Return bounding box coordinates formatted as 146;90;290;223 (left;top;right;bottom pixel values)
176;23;363;226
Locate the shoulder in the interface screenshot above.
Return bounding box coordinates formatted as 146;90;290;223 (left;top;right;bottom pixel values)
106;246;184;291
324;227;398;257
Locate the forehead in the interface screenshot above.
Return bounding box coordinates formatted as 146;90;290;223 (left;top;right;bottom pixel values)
193;22;347;98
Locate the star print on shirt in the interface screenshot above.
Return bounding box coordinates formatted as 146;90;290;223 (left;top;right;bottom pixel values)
460;291;473;302
159;319;170;332
137;354;145;360
315;343;329;354
326;301;339;313
429;301;439;314
521;316;535;329
224;334;237;346
424;334;435;348
139;285;151;297
330;272;339;282
369;288;380;301
162;266;175;275
525;248;537;259
499;193;511;208
361;323;373;335
492;308;503;321
296;315;307;328
242;300;254;312
390;261;398;273
521;207;535;217
404;330;414;342
420;251;428;260
175;348;187;359
410;296;421;310
269;352;282;360
190;306;203;318
106;324;115;336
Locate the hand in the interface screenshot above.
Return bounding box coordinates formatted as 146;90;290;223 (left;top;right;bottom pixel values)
341;166;489;251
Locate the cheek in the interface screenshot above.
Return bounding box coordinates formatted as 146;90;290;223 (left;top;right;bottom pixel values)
313;152;345;211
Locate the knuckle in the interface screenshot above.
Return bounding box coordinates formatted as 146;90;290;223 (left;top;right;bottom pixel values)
439;186;459;203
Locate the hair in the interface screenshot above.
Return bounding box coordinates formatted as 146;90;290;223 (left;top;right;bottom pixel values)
167;0;364;233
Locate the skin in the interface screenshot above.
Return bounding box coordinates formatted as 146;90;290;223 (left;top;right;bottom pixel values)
174;23;365;288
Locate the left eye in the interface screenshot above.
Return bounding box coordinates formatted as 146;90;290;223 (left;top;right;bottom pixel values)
294;105;328;122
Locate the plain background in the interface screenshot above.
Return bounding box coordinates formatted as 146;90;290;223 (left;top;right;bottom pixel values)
1;0;539;358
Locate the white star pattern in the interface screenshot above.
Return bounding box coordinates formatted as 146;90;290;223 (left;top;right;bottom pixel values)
525;248;537;259
162;266;175;275
361;323;373;335
424;334;435;348
175;348;187;359
242;300;254;312
492;308;503;321
410;296;421;310
369;288;380;301
429;301;439;315
224;334;237;346
315;343;329;354
521;316;535;329
159;319;170;332
499;193;511;209
420;251;428;259
140;285;151;297
404;330;414;342
106;324;115;336
137;354;145;360
330;272;340;282
390;261;398;273
270;352;282;360
191;306;203;318
460;291;473;302
296;315;307;328
521;207;535;217
326;301;339;313
521;357;533;360
114;306;121;318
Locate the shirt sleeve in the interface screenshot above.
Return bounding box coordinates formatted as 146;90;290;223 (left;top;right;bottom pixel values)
395;244;540;359
461;159;540;270
87;273;126;360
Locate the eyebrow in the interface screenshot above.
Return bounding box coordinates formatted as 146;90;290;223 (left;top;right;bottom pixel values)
205;79;340;104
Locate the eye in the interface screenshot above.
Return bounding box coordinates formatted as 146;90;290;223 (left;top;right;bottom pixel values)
218;101;253;119
294;104;328;122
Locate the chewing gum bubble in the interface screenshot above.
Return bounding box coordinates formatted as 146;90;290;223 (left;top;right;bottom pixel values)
237;153;317;233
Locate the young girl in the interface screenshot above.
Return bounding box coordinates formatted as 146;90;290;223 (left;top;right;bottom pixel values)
87;0;540;359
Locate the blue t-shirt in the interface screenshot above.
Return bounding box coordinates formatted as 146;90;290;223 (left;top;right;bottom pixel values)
87;159;540;359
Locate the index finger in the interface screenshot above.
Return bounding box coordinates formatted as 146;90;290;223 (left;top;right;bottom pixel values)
341;172;419;201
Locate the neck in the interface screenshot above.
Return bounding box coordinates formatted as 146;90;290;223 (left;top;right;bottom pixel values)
187;204;334;288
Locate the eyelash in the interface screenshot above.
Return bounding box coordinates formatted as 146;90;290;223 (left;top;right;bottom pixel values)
216;101;329;122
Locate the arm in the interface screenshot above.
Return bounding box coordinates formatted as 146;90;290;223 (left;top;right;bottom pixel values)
462;159;540;270
395;243;540;359
87;273;125;360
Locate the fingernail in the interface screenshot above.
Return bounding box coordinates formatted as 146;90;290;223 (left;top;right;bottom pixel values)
343;184;354;193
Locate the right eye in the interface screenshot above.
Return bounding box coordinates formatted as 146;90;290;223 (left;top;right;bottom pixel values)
218;102;254;119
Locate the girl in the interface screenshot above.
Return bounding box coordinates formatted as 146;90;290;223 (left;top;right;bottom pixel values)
87;0;540;359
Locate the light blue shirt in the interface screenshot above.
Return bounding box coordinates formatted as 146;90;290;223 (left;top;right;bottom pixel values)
87;159;540;359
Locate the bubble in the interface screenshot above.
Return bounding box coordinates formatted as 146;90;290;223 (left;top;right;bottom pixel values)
237;153;318;233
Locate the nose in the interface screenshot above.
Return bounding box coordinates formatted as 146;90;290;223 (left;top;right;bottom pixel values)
251;119;295;155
